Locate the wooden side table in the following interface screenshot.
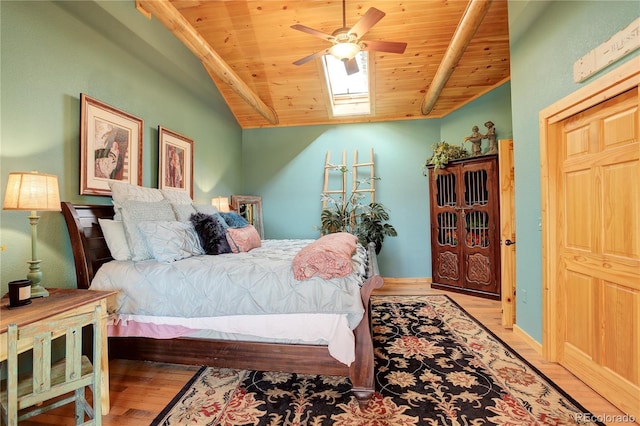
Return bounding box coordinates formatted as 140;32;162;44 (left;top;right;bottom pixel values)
1;288;116;415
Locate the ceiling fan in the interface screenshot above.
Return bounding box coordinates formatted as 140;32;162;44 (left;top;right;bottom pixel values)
291;1;407;75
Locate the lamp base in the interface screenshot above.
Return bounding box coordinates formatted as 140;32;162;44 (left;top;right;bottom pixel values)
30;284;49;298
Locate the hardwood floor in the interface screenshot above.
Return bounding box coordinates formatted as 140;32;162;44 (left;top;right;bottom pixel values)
14;284;638;425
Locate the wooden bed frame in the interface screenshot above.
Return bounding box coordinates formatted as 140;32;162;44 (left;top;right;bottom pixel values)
61;201;384;409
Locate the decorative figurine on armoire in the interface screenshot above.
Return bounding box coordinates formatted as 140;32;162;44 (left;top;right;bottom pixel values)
463;125;483;156
483;121;498;155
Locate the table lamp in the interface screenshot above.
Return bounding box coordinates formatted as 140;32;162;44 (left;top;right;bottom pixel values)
3;171;61;298
211;196;230;212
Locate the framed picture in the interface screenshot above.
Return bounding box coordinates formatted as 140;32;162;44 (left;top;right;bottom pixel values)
80;94;143;196
158;126;193;198
231;195;264;239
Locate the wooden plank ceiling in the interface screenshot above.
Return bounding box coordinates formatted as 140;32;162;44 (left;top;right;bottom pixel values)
138;0;510;129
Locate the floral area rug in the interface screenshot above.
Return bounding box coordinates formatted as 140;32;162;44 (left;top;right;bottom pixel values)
151;295;603;425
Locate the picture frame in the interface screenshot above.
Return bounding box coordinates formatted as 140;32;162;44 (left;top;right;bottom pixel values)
231;195;264;239
158;126;194;198
80;94;143;196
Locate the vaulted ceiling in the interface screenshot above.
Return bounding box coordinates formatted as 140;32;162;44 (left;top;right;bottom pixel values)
136;0;510;129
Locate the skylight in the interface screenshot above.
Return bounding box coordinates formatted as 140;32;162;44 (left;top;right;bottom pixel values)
322;51;370;117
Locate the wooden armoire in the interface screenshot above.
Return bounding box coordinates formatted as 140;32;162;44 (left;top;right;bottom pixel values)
427;154;501;299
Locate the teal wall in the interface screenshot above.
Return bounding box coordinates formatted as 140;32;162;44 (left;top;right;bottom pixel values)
440;82;512;145
243;82;513;278
243;121;437;278
508;0;639;342
0;1;242;295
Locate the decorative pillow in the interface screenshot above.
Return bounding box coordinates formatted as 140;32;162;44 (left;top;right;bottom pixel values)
109;181;164;203
160;189;193;205
160;189;196;222
171;203;197;222
193;204;219;216
220;211;250;228
190;212;232;255
98;219;132;261
109;182;164;220
292;232;357;281
226;225;262;253
120;199;176;261
136;221;203;262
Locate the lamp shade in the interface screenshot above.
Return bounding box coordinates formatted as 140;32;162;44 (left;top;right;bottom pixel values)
3;171;61;211
211;196;230;213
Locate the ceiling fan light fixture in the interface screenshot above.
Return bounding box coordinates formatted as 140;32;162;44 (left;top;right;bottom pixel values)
329;42;361;61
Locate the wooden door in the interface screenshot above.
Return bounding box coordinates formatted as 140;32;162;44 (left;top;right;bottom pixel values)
498;139;516;326
556;87;639;417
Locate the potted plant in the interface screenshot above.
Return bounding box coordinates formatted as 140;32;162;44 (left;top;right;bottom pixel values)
423;141;469;176
320;171;397;254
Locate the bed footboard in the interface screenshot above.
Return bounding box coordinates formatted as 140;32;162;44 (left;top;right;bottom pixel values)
350;242;385;408
61;202;383;409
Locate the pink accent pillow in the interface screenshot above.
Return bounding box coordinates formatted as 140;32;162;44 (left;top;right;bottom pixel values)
293;232;357;281
226;225;262;253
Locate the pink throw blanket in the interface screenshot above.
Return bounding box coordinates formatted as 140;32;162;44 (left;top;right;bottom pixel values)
292;232;357;280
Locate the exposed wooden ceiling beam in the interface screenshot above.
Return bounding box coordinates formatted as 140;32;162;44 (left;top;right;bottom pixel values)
421;0;493;116
136;0;278;125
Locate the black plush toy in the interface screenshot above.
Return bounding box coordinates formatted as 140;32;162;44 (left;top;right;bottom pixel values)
190;212;232;255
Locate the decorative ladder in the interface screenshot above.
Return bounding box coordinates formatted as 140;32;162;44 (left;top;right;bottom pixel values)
352;148;376;204
322;148;376;209
322;150;347;210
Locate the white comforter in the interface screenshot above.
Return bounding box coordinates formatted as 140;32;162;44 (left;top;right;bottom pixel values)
90;239;368;365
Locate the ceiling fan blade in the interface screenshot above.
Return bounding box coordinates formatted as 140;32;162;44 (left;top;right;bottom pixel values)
361;40;407;54
290;24;335;42
347;7;385;39
293;48;330;66
343;58;359;75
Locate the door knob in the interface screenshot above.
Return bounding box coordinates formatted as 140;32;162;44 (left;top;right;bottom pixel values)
504;239;516;246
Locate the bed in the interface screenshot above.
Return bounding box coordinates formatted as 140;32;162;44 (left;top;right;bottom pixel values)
61;201;383;408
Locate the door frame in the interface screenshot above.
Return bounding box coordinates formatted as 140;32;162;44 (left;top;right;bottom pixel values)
498;139;516;326
539;60;639;361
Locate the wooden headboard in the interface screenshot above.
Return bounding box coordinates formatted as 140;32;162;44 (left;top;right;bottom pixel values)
61;202;115;289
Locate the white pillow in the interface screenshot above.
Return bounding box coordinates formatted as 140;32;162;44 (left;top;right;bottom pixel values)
172;203;197;222
98;219;132;261
137;221;204;262
193;203;219;216
109;182;164;220
161;189;193;205
162;189;197;222
120;199;176;261
109;181;164;203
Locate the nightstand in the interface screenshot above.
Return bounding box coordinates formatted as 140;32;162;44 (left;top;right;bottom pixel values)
0;288;116;415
